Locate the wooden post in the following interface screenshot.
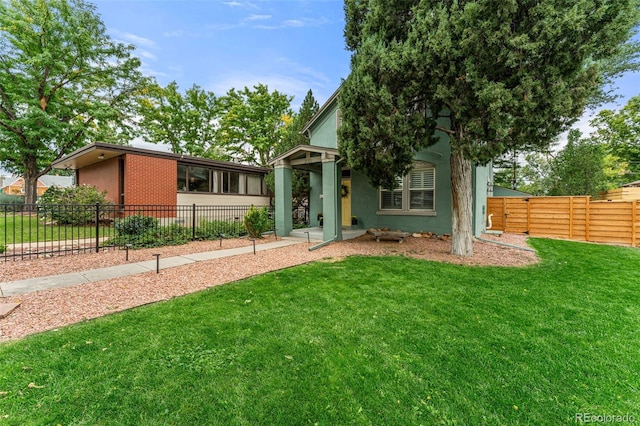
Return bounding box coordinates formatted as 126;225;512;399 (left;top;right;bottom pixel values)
526;198;531;235
569;197;574;240
503;197;507;232
585;198;591;243
632;200;637;248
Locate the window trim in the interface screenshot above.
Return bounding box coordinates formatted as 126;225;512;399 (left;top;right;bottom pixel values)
377;162;436;216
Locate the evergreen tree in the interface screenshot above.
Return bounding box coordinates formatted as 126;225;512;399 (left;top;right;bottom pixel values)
339;0;640;256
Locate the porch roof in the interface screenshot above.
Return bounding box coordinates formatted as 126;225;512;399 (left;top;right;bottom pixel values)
268;144;340;171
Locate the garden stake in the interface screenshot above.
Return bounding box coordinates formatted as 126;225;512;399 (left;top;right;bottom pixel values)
304;231;310;243
125;244;132;261
152;254;160;273
250;238;256;254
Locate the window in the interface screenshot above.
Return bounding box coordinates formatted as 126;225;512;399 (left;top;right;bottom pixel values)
379;162;435;214
246;175;263;195
380;177;403;210
177;165;187;191
222;171;240;194
178;163;265;195
188;166;210;192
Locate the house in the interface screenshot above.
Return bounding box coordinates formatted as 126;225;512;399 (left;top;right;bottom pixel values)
0;175;73;198
269;89;491;242
52;143;270;209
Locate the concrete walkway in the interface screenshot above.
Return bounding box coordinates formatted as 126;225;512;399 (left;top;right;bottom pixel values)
0;237;311;297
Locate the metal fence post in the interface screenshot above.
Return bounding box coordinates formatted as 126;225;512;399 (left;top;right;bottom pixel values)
95;202;100;253
192;203;196;241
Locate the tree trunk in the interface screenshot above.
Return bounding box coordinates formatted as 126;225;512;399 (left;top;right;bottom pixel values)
23;156;40;206
450;149;474;257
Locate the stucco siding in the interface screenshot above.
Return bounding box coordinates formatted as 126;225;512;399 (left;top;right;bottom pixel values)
309;102;339;149
176;193;270;206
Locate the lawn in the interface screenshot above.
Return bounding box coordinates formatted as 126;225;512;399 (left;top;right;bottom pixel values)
0;238;639;424
0;214;100;245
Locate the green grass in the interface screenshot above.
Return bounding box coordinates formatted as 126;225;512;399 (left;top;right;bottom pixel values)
0;214;99;244
0;238;639;425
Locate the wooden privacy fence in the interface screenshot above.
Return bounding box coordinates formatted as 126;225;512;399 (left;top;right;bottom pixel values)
487;196;640;247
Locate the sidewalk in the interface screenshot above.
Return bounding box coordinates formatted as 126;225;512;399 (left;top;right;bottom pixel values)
0;237;311;298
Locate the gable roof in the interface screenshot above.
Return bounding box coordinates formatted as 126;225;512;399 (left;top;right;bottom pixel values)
300;87;340;136
39;175;74;188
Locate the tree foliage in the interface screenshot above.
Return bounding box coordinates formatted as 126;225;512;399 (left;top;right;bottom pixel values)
265;89;320;219
0;0;147;204
548;130;610;197
339;0;640;256
136;81;220;159
216;84;293;167
591;94;640;182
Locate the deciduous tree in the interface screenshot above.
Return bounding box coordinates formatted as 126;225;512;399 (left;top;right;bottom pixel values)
591;95;640;182
0;0;146;204
136;81;221;159
217;84;292;167
339;0;640;256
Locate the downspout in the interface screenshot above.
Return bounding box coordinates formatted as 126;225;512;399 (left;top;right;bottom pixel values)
309;157;345;251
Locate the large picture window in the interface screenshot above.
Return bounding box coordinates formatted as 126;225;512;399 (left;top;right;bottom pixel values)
178;163;265;195
379;162;435;213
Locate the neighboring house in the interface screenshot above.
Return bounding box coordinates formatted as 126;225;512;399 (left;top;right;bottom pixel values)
0;175;73;198
52;143;270;209
269;89;492;242
492;186;532;197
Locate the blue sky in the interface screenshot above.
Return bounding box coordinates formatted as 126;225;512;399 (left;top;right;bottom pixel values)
2;0;638;176
94;0;350;111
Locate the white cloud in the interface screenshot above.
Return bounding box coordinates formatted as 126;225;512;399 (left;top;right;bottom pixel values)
222;1;259;10
137;50;157;61
253;17;330;30
209;71;338;110
283;19;305;28
113;30;156;49
245;14;271;21
163;30;184;38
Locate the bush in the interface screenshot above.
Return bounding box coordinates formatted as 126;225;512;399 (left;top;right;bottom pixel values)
0;244;6;254
115;215;159;236
109;223;191;249
243;205;270;238
196;219;246;239
38;185;113;225
0;194;24;212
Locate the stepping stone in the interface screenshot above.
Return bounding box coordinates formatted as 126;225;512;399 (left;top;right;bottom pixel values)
0;303;20;319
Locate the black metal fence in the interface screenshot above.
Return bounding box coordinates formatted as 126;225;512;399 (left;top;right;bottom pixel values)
1;203;274;261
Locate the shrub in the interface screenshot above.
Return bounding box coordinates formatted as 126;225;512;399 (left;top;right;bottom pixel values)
196;219;245;239
38;185;113;225
0;194;24;212
243;205;270;238
115;215;159;236
0;244;6;254
109;223;191;249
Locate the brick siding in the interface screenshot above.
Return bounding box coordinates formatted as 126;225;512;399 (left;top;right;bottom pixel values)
124;154;177;206
78;157;121;204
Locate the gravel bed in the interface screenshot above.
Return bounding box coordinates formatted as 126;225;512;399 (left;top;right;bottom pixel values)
0;233;537;342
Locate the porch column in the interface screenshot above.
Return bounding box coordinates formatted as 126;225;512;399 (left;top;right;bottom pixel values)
321;155;342;242
274;163;293;237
